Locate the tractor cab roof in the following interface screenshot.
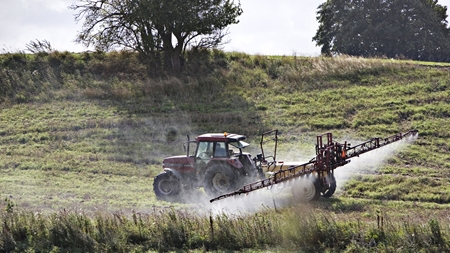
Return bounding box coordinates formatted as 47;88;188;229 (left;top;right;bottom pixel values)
196;133;249;148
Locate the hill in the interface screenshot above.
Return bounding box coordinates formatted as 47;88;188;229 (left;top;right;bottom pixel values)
0;50;449;252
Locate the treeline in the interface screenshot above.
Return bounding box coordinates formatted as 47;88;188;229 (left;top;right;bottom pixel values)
314;0;450;62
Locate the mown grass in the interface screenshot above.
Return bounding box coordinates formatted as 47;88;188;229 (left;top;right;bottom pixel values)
1;50;450;251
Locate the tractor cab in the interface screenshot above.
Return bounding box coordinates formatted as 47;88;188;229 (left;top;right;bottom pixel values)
194;132;248;158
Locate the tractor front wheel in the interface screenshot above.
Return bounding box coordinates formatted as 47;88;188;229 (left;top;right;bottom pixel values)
291;176;321;202
203;165;236;197
153;172;181;201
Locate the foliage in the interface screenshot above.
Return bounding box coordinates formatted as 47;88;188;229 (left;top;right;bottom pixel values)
314;0;450;62
70;0;243;70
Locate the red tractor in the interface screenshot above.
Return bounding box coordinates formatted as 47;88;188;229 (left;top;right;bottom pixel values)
154;129;419;203
153;132;264;200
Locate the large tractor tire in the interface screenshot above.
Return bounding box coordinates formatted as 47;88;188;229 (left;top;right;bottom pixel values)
203;164;237;197
291;176;321;202
321;174;336;198
153;172;181;201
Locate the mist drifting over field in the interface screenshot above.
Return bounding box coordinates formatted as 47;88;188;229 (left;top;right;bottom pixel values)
334;133;419;191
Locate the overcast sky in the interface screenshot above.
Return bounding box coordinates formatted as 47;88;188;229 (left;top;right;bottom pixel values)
1;0;450;56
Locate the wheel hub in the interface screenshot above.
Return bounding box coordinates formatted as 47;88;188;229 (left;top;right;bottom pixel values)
158;179;176;195
212;173;230;192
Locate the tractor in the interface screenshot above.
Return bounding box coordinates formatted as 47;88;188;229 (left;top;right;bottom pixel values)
154;129;418;203
153;132;264;201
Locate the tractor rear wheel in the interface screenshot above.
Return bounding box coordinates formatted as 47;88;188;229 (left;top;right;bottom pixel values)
291;176;320;202
203;165;236;197
321;175;336;198
153;172;181;201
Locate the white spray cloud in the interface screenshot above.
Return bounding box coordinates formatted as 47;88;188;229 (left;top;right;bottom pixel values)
206;183;294;215
334;134;419;191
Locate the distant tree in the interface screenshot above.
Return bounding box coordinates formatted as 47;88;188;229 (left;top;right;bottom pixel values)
70;0;243;71
313;0;450;61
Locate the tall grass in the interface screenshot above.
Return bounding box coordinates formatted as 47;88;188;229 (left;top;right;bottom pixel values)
0;204;448;252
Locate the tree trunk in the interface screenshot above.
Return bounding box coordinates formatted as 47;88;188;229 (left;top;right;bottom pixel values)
164;44;184;72
165;52;181;71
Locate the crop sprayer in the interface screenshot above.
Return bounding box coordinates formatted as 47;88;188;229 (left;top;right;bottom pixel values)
209;129;419;203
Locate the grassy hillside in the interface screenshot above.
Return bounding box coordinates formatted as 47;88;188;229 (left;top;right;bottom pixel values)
0;50;450;252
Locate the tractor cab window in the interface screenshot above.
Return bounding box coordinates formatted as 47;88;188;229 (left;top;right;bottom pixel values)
196;141;213;161
214;142;228;157
228;140;249;155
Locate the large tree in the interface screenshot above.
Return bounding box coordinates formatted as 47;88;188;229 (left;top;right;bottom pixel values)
71;0;243;70
313;0;450;61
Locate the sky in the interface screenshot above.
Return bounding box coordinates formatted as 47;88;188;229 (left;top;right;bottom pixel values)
1;0;450;56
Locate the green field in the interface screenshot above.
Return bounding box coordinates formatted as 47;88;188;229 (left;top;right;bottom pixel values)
0;51;449;252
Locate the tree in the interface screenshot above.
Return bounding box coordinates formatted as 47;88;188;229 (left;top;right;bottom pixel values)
313;0;450;62
70;0;243;70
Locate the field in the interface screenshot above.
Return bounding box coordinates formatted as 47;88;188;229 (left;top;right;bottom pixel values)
0;51;449;252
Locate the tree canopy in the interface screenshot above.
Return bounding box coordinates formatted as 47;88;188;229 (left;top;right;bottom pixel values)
313;0;450;62
71;0;243;70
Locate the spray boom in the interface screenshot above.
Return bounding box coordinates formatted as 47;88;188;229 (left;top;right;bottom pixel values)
210;129;418;203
